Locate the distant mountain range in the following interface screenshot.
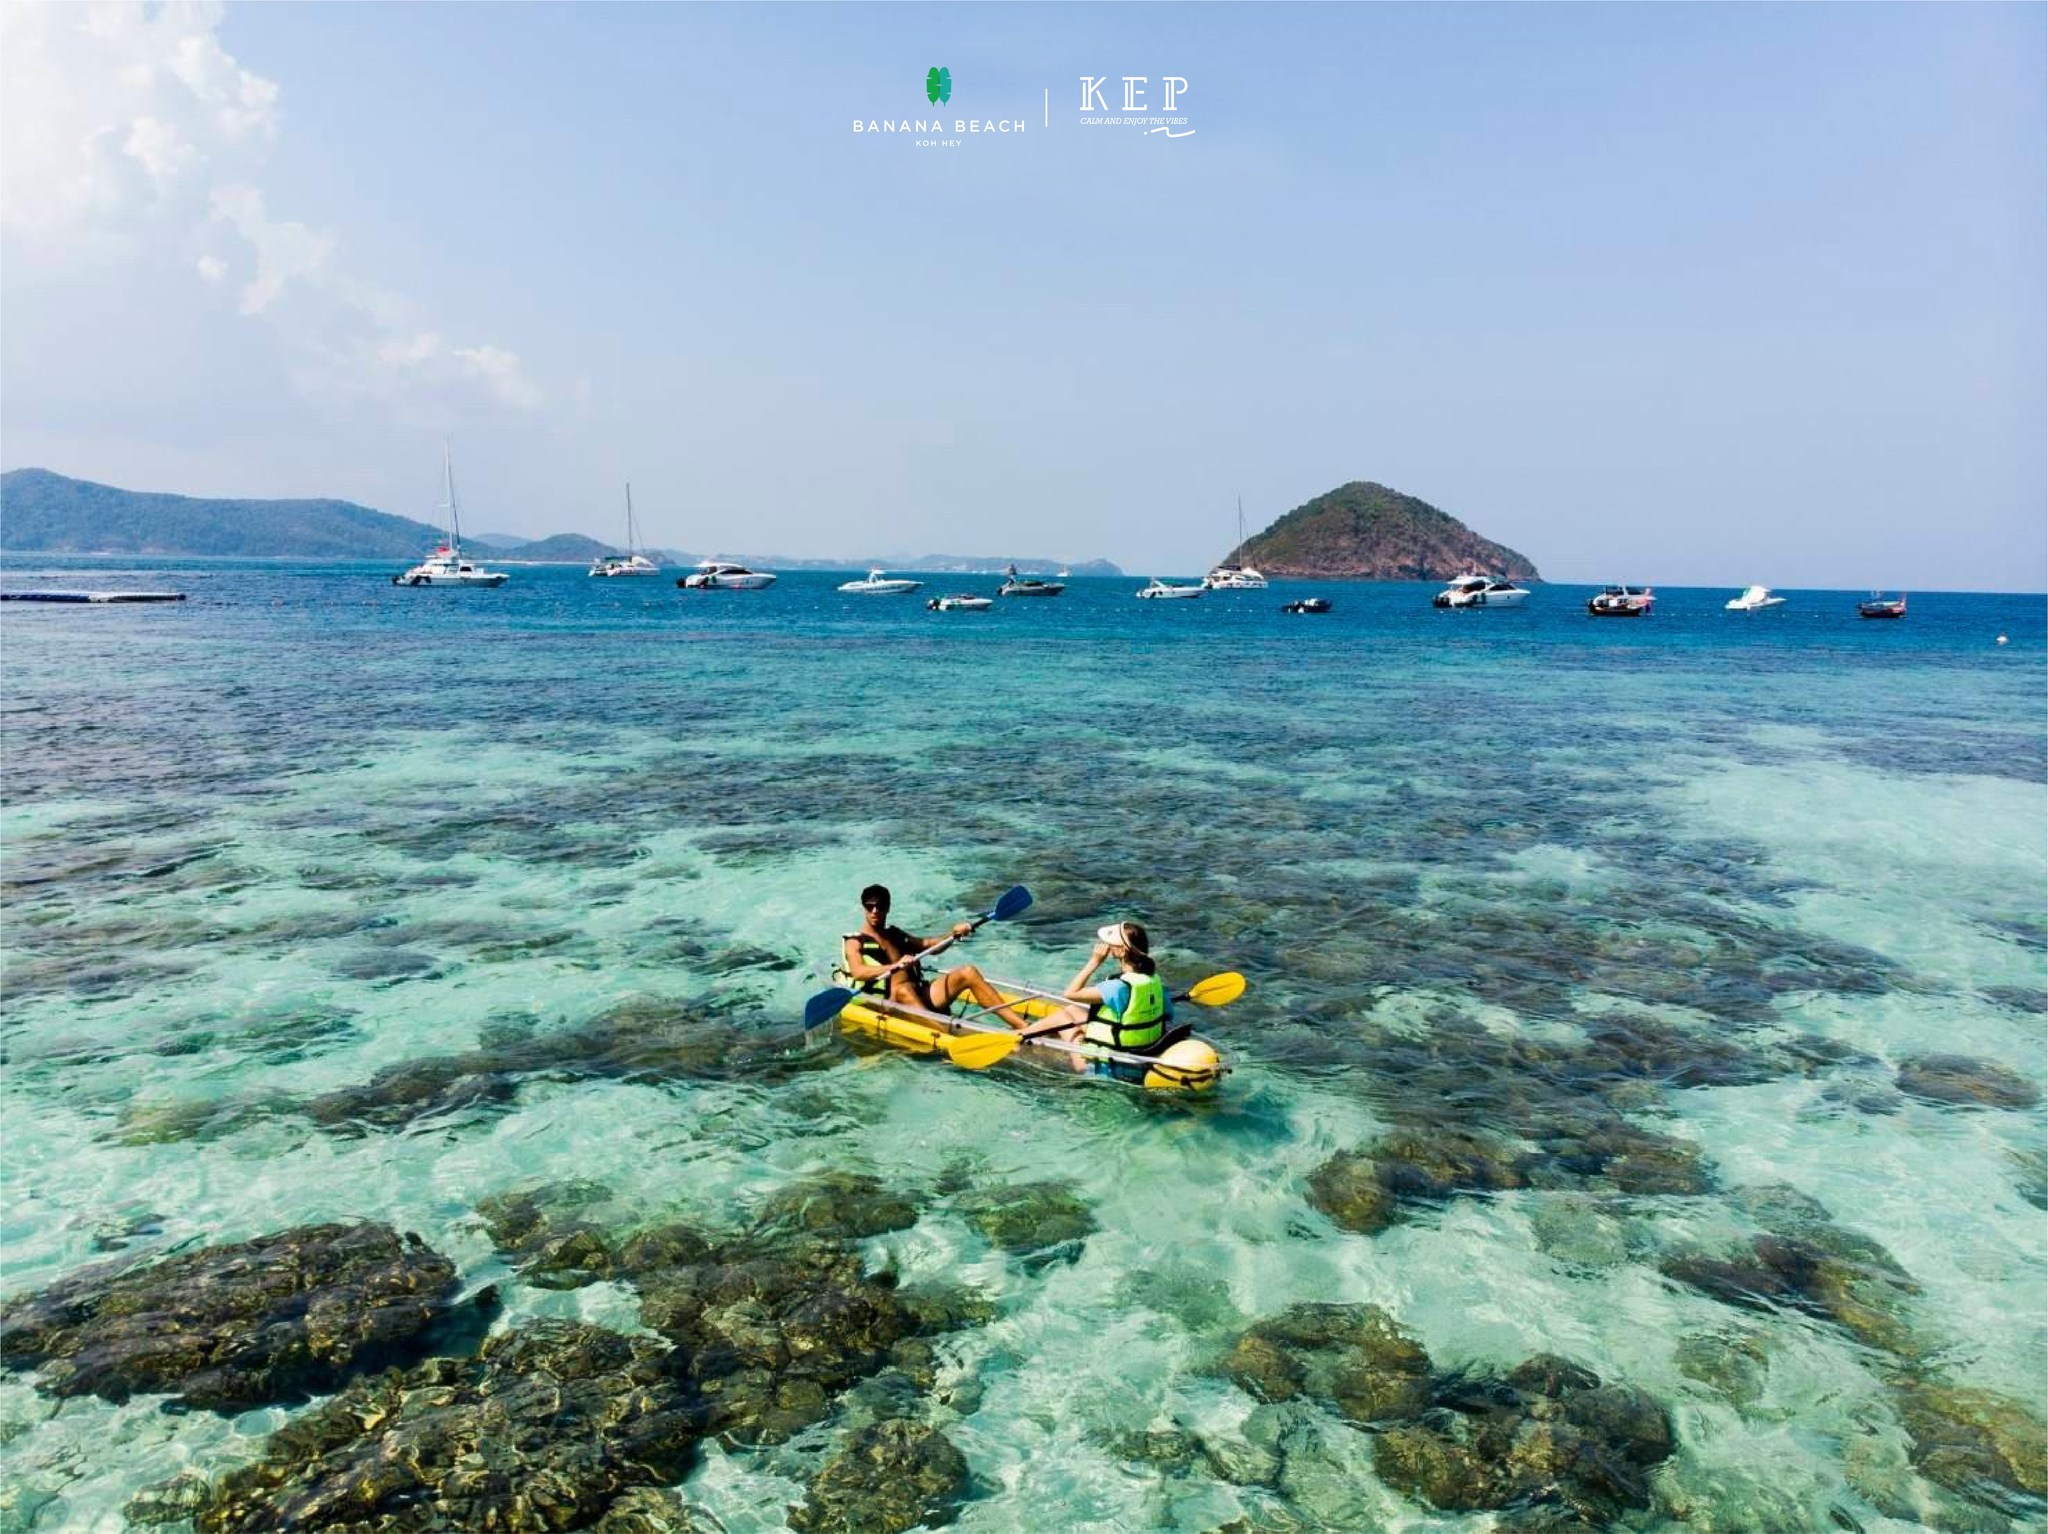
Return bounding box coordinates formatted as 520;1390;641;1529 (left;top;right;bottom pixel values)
0;470;1120;574
1237;482;1540;581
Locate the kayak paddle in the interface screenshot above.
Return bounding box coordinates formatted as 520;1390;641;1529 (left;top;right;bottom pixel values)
995;971;1247;1040
929;1031;1020;1070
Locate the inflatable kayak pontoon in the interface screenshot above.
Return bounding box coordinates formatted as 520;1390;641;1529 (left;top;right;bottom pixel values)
837;980;1228;1093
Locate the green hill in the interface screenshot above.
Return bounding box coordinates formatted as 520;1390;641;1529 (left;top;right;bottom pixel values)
0;468;452;558
0;468;1120;571
1238;482;1539;581
507;533;624;564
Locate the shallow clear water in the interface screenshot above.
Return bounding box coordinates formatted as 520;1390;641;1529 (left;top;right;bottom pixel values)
2;561;2044;1532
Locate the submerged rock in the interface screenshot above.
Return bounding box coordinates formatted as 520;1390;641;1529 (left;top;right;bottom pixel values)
1662;1222;1922;1360
636;1239;928;1445
1892;1379;2048;1510
591;1488;712;1533
788;1420;971;1534
1672;1328;1771;1408
1216;1305;1675;1525
1895;1055;2042;1110
1307;1129;1527;1235
0;1222;462;1411
195;1319;700;1532
756;1171;921;1243
957;1181;1096;1258
1373;1361;1675;1523
124;1473;213;1527
478;1180;621;1288
1218;1302;1433;1424
301;1051;515;1131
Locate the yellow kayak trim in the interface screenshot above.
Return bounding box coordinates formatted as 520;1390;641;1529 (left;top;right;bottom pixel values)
836;985;1228;1093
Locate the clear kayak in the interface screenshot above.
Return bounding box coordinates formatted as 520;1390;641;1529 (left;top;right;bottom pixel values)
835;980;1228;1093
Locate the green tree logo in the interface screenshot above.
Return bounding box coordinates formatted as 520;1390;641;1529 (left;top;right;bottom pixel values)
926;66;952;105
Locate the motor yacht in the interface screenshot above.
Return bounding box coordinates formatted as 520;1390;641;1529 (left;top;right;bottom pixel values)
393;443;508;587
1857;592;1907;619
1725;585;1785;612
1587;584;1655;617
839;569;923;595
997;564;1065;597
590;483;660;576
1137;578;1206;600
679;561;777;590
1433;573;1528;608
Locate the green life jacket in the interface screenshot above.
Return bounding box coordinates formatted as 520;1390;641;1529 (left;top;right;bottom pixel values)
1083;971;1168;1052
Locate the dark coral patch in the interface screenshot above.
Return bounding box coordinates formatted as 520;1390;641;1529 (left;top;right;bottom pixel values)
0;1222;466;1412
193;1320;700;1533
789;1419;972;1534
1895;1055;2041;1110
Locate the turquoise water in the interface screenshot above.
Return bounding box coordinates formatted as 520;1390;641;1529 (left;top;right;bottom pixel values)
2;561;2043;1532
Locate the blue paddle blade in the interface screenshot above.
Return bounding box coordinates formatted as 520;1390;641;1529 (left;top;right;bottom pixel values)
989;885;1032;923
803;987;854;1030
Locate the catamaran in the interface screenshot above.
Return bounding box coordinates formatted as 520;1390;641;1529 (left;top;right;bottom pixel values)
392;443;508;587
589;483;659;577
1204;497;1268;589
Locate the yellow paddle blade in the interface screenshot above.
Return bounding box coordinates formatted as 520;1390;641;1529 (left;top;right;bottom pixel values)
1185;972;1245;1007
935;1032;1021;1070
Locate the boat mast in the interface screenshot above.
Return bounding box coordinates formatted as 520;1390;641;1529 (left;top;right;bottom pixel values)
1234;494;1246;566
441;438;462;553
625;481;636;557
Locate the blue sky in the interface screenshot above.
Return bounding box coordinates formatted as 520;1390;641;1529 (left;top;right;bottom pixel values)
2;3;2041;586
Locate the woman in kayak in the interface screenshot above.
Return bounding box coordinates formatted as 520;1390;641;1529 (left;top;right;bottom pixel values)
842;884;1033;1028
1032;921;1175;1065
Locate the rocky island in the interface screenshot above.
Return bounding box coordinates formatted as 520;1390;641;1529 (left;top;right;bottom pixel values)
1234;481;1540;581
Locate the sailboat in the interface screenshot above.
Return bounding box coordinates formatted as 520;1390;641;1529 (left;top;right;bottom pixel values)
590;483;659;576
393;442;508;587
1204;497;1268;589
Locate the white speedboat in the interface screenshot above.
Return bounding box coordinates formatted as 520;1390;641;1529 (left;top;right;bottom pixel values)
1725;585;1785;612
839;568;923;595
1205;496;1269;588
590;483;660;577
1433;573;1527;608
1137;578;1205;600
927;593;993;612
393;443;508;587
679;560;776;590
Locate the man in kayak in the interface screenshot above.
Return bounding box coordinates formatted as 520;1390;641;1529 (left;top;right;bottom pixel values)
842;885;1033;1028
1032;921;1175;1066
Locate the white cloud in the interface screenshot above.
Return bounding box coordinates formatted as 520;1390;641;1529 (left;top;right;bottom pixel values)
209;183;334;315
453;345;545;411
2;1;545;415
0;2;276;231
